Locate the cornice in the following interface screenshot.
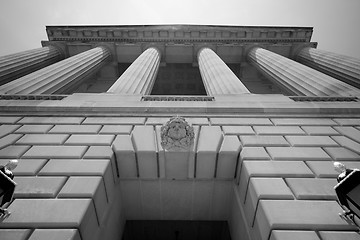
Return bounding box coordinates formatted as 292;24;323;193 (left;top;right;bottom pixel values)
46;25;313;44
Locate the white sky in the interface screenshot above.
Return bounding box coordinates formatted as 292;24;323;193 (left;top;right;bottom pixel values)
0;0;360;59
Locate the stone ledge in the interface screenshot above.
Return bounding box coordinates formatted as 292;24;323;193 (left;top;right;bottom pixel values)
0;229;32;240
254;200;357;240
2;199;97;240
28;229;81;240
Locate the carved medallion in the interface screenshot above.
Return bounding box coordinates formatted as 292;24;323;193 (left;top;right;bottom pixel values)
161;116;195;151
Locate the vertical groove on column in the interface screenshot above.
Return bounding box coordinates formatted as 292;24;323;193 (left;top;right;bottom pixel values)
297;47;360;88
0;46;110;94
107;48;160;94
198;48;250;95
0;46;64;84
248;47;360;96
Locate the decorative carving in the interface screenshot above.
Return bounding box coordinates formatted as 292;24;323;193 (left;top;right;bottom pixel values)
161;116;195;151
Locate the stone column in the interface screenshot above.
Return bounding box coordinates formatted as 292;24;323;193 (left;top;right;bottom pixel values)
0;46;110;94
0;46;64;84
107;47;160;94
198;48;250;95
296;47;360;88
248;47;360;96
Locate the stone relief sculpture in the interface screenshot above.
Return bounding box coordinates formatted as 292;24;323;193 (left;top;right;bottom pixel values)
160;116;195;151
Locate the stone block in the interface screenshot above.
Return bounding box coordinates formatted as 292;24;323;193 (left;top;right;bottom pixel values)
240;147;270;160
187;118;209;125
65;134;115;146
3;199;98;240
212;180;233;220
254;200;357;240
244;178;293;227
15;124;53;134
58;176;108;224
269;230;320;240
306;161;360;178
39;159;114;201
22;146;87;158
28;229;81;240
0;229;31;240
0;116;21;124
332;136;360;154
0;145;31;158
49;124;101;134
14;176;67;198
18;116;84;124
83;117;145;125
301;126;339;135
240;136;289;147
112;135;137;178
285;136;338;147
0;124;21;137
285;178;338;200
192;181;213;220
160;180;193;220
319;231;360;240
139;180;161;220
239;161;314;202
0;159;47;176
222;126;255;135
333;118;360;126
254;126;305;135
155;126;166;179
271;118;336;126
217;135;241;178
210;117;272;125
100;125;132;134
164;151;189;179
323;147;360;161
0;134;23;149
120;180;143;219
16;134;69;145
196;126;223;178
266;147;331;160
132;126;158;178
334;126;360;142
84;146;118;180
146;117;169;125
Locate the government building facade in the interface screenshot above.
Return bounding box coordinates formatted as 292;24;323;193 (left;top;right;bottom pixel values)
0;25;359;240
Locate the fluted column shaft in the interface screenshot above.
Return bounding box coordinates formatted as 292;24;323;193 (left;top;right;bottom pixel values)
107;47;160;94
0;46;64;84
248;47;360;96
198;48;250;95
0;46;110;94
296;47;360;88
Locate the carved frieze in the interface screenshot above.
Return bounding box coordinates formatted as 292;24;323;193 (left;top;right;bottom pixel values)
160;116;195;151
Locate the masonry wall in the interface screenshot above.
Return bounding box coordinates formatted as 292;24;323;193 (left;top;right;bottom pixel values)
0;114;360;240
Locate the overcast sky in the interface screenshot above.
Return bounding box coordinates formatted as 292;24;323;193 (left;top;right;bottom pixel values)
0;0;360;59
